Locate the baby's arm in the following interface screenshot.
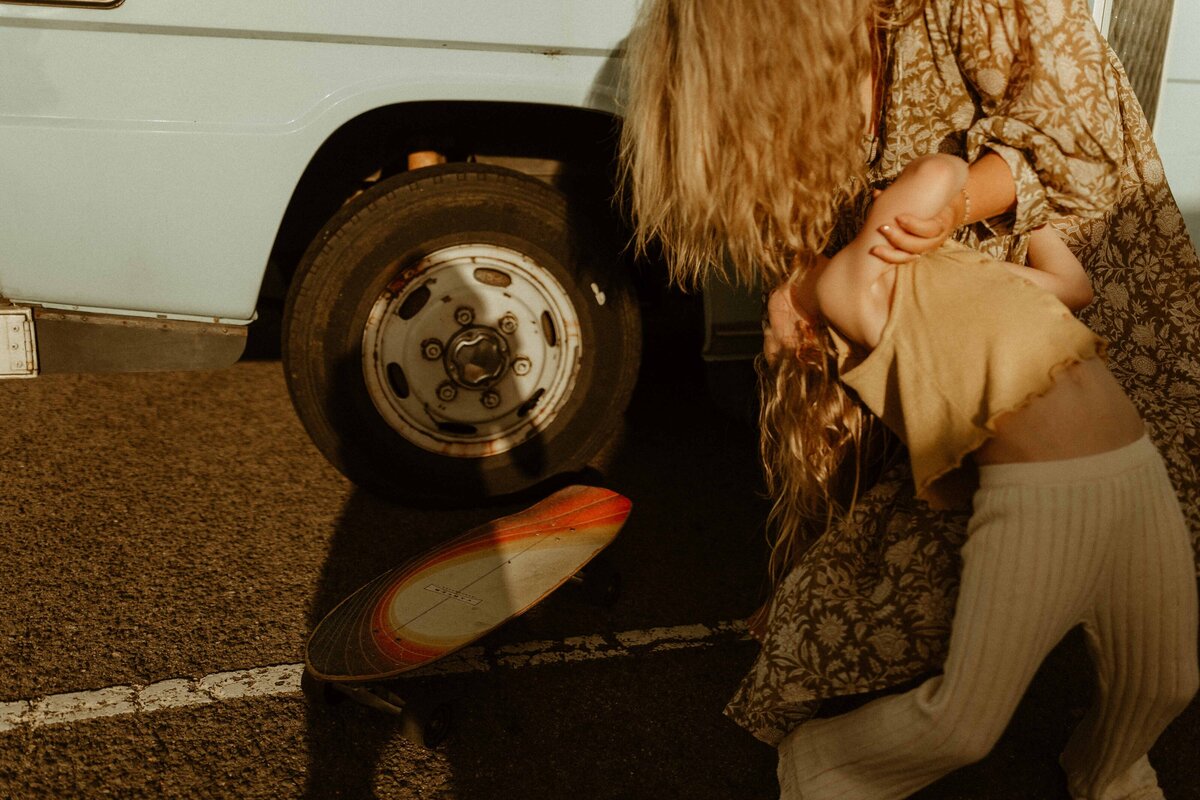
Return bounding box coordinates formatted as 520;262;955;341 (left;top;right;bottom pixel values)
816;154;968;347
1003;226;1094;311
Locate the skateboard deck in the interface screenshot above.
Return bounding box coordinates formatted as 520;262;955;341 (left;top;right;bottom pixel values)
306;485;632;683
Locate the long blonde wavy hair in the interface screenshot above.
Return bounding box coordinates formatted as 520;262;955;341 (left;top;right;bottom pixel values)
757;320;892;581
619;0;914;580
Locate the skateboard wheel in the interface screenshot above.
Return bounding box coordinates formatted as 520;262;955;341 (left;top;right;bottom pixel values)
422;702;453;748
399;699;453;748
578;556;621;607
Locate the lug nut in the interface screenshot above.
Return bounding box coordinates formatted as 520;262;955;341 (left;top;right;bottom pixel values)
512;357;532;376
421;338;443;360
437;382;458;402
481;390;501;409
454;306;475;326
498;314;518;334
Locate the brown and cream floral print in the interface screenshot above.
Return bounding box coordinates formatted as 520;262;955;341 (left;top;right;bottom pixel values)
726;0;1200;746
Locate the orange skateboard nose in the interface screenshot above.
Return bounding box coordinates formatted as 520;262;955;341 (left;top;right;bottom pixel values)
306;486;631;682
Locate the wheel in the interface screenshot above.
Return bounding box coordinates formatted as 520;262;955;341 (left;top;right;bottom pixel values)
577;555;621;608
396;697;453;748
283;163;641;503
421;701;453;748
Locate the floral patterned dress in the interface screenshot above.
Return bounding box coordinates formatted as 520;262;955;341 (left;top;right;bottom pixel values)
725;0;1200;746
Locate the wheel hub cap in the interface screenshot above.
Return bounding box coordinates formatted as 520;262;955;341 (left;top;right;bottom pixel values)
445;327;510;389
361;243;583;459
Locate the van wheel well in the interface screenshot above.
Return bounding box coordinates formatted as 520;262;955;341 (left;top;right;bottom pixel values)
266;101;627;293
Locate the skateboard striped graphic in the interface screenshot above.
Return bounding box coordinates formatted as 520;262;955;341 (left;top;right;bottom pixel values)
306;485;632;682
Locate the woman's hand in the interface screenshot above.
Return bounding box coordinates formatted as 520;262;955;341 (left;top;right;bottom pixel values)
868;189;962;264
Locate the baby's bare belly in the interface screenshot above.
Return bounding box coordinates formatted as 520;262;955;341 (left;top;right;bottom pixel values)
975;358;1146;466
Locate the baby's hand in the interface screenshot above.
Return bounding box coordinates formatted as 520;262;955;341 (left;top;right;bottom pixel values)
763;283;807;366
869;188;960;264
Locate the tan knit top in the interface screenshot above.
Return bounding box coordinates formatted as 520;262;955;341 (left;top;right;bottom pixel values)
832;240;1107;510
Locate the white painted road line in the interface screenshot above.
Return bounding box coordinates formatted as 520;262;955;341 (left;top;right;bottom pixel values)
0;620;750;733
0;666;306;734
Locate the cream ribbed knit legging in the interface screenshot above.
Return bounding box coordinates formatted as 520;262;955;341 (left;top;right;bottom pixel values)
778;437;1199;800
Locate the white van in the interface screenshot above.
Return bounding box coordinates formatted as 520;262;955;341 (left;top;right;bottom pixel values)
0;0;655;503
0;1;1193;504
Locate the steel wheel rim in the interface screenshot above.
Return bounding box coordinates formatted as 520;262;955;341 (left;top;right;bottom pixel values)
362;243;582;459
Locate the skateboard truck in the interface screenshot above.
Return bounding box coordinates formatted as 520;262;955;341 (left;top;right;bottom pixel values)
303;672;453;747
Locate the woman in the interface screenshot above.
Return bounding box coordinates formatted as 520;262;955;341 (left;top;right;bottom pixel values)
764;151;1195;798
619;0;1200;793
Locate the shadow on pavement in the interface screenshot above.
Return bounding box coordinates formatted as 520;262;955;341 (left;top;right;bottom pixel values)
296;285;780;798
300;488;477;799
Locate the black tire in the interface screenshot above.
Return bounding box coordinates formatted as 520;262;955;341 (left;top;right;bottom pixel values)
283;163;640;504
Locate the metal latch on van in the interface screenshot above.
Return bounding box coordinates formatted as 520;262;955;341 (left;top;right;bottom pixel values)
0;307;38;378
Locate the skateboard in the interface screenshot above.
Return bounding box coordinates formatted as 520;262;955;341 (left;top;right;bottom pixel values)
304;485;632;745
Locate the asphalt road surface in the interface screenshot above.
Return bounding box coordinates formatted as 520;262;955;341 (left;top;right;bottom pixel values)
2;300;1198;799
